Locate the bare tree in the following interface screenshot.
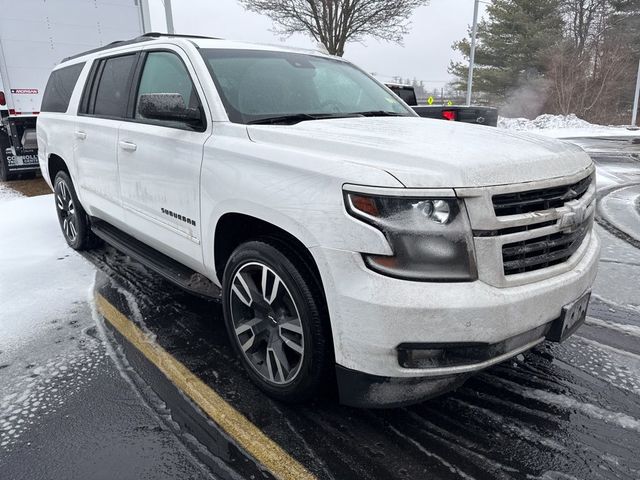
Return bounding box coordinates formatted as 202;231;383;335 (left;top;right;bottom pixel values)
546;0;640;123
238;0;429;56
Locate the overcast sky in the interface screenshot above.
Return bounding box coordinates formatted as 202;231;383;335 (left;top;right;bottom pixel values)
148;0;487;90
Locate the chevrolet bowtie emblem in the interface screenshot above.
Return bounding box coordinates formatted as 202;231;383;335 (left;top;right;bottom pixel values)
558;201;591;231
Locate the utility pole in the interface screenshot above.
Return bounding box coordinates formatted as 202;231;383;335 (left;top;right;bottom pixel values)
139;0;152;33
164;0;175;34
633;57;640;127
137;0;174;34
466;0;480;106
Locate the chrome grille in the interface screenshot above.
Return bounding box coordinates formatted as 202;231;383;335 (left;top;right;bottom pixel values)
492;174;593;216
458;168;597;287
502;219;591;275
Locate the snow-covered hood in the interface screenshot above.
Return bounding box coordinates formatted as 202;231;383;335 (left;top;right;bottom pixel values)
247;117;592;188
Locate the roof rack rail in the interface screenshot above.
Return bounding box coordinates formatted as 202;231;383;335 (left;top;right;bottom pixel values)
61;32;221;63
62;36;151;62
141;32;221;40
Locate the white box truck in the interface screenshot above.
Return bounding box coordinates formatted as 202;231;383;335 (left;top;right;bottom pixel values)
0;0;146;180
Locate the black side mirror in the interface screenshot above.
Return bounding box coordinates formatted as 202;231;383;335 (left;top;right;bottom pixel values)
138;93;202;126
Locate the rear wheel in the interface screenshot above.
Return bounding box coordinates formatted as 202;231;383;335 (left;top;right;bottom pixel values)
222;240;332;403
0;132;13;182
54;171;100;250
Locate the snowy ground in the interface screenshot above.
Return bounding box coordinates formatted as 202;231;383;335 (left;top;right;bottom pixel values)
499;113;640;139
0;184;25;203
0;196;208;477
0;196;94;356
0;195;98;449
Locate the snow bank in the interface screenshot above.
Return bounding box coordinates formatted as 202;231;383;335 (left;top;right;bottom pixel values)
499;114;640;139
498;114;595;131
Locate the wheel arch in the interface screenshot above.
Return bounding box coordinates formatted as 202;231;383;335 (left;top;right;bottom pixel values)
213;212;325;294
47;153;70;185
215;212;336;387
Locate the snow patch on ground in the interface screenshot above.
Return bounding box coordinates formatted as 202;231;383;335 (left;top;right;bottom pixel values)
0;194;100;451
0;330;103;451
521;388;640;432
0;195;95;354
0;184;24;203
558;336;640;396
587;316;640;338
499;114;640;139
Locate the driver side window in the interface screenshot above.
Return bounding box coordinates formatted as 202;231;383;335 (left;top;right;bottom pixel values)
135;51;203;129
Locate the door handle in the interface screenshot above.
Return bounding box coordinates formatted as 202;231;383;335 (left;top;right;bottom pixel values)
119;141;137;152
74;131;87;140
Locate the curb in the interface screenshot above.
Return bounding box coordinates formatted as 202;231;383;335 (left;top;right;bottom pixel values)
596;183;640;248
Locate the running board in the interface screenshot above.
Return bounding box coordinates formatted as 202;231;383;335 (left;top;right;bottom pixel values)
91;219;222;300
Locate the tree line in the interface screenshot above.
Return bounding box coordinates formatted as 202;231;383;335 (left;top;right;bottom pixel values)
449;0;640;123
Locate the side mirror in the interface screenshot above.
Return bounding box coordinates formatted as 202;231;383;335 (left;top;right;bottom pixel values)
137;93;202;126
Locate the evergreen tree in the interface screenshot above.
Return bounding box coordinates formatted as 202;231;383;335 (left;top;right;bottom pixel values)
449;0;564;103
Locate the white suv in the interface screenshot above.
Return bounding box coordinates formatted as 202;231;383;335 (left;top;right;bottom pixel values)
37;33;599;408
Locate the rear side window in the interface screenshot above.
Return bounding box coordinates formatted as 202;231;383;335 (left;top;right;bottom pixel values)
389;86;417;106
92;54;137;118
41;63;85;113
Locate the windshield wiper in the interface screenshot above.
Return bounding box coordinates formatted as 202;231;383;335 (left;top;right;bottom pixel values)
353;110;408;117
247;112;364;125
247;113;320;125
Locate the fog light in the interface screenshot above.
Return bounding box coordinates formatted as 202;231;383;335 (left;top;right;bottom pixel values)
397;343;489;369
398;347;447;368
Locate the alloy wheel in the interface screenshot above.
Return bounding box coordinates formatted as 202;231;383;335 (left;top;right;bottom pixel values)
55;179;78;243
229;262;305;385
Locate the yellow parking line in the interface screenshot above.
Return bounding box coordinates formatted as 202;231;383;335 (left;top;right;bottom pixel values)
95;293;315;480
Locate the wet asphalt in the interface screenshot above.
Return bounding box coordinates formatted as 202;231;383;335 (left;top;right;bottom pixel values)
1;135;640;480
0;291;211;480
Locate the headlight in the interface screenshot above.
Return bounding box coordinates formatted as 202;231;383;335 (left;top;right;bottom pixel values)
345;191;477;281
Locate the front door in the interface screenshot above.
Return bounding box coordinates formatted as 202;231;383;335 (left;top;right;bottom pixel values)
117;48;210;270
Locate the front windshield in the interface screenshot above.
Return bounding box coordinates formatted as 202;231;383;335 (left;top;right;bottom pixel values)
200;48;414;124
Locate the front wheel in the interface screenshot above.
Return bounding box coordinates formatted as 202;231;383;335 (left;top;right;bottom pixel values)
222;240;332;403
54;171;100;250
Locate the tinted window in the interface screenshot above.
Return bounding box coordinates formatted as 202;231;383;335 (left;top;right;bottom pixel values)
93;55;136;117
41;63;85;113
391;87;417;106
135;51;202;128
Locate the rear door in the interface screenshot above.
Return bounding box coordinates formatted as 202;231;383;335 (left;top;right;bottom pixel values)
74;53;138;224
116;47;210;270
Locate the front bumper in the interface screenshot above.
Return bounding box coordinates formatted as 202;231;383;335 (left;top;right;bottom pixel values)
311;229;600;397
335;310;581;408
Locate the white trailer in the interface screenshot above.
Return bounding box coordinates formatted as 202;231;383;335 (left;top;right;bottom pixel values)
0;0;146;180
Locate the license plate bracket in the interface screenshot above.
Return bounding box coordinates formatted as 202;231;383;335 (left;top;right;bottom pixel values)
547;291;591;342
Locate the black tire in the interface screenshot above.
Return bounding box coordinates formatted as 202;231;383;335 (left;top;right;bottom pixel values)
0;132;12;182
53;171;100;250
222;240;332;403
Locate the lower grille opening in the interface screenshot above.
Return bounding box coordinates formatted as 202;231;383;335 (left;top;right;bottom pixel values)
397;322;552;369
